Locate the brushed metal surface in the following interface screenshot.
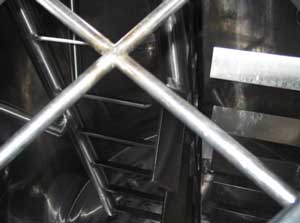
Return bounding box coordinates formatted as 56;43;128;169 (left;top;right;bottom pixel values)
212;106;300;147
210;47;300;91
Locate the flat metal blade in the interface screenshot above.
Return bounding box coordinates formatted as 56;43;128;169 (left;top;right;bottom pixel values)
211;106;300;148
210;47;300;91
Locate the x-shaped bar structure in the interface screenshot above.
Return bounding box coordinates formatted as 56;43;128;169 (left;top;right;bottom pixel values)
0;0;298;219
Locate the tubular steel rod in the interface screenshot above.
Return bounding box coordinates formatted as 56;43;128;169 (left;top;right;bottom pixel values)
113;0;188;54
38;0;297;207
115;55;297;207
69;0;80;80
35;0;188;54
0;103;64;136
0;0;186;214
9;0;114;215
36;35;87;45
0;52;115;178
83;94;151;109
35;0;113;53
0;0;183;186
82;131;155;149
2;0;296;211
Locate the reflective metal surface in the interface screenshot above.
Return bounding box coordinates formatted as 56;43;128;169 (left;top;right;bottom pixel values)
201;0;300;115
8;0;114;215
0;103;65;137
211;106;300;147
2;0;300;222
211;47;300;91
36;0;299;210
0;0;168;221
0;0;187;171
0;3;86;222
117;55;297;207
152;3;189;191
0;51;114;169
36;35;87;45
201;1;300;221
4;0;297;210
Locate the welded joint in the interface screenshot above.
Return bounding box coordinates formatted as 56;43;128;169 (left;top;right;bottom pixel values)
0;0;293;217
31;0;297;208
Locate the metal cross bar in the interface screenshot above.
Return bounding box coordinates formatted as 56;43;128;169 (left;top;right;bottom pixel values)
9;0;114;216
0;103;66;137
0;0;186;169
115;56;297;207
0;0;297;213
36;0;297;208
83;94;152;109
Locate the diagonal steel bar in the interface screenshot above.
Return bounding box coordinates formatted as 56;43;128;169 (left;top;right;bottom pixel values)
35;0;187;55
36;0;297;207
0;0;186;215
115;56;297;207
0;103;65;137
0;53;115;168
0;0;297;211
0;0;187;188
8;0;114;216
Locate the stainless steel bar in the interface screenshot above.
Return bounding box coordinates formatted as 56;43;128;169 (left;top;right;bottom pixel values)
9;0;114;216
0;53;115;169
82;131;155;149
69;129;114;215
69;0;80;80
83;94;151;109
36;35;87;45
0;53;115;217
35;0;113;53
114;0;188;54
0;103;64;136
18;0;297;209
162;12;188;91
93;161;152;178
1;0;186;190
115;55;297;207
35;0;188;54
14;1;63;95
8;0;69;130
269;199;300;223
0;104;32;122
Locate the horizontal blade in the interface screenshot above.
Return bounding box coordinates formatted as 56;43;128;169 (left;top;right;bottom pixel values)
211;106;300;148
210;47;300;91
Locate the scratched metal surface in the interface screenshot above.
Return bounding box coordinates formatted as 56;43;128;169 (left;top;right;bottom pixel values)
0;0;162;222
200;1;300;222
210;47;300;92
200;0;300;118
